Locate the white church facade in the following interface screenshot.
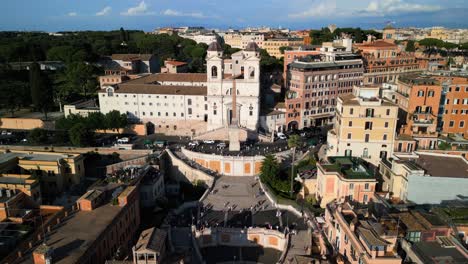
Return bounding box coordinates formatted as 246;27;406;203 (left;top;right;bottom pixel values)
98;42;261;136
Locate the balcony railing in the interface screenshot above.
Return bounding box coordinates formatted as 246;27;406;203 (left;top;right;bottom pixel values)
413;119;434;125
359;114;381;118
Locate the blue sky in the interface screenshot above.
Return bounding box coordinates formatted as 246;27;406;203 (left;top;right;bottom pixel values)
2;0;467;31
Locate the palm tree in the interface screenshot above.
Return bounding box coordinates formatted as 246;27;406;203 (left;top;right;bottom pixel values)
287;134;301;198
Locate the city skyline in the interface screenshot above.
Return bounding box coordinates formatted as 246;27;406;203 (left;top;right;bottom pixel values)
2;0;468;32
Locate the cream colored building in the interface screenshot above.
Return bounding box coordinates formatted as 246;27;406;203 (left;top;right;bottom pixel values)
0;150;85;200
263;38;303;58
379;152;468;204
327;85;398;165
224;33;243;49
99;42;261;136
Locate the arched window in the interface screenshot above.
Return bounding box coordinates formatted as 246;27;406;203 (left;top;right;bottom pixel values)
107;88;114;97
249;66;255;79
363;148;369;158
211;66;218;78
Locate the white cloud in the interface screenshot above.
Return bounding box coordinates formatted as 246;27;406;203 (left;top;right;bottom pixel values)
96;6;111;16
67;12;77;17
361;0;441;16
288;0;338;18
162;9;207;18
121;1;154;16
288;0;442;19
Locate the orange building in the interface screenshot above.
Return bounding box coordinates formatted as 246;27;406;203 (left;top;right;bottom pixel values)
316;156;377;208
27;184;140;264
433;75;468;138
396;75;441;149
354;38;420;85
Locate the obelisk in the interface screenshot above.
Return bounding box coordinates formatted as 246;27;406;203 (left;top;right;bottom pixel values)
228;77;241;151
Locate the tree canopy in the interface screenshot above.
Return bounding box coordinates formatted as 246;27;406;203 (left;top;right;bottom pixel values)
309;27;382;45
29;62;53;119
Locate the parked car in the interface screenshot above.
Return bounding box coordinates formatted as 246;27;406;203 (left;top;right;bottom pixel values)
0;131;6;136
116;137;129;144
277;132;287;140
188;141;200;147
203;140;215;144
217;142;227;149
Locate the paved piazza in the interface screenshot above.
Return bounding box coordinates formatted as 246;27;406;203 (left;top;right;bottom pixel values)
203;176;272;211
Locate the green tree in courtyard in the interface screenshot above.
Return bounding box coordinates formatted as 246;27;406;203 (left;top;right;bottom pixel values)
69;123;94;147
288;134;301;198
0;80;28;116
105;110;128;132
28;128;48;144
406;40;416;52
29;62;53;119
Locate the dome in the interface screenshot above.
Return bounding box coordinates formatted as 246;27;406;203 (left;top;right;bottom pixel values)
245;42;260;52
207;41;223;52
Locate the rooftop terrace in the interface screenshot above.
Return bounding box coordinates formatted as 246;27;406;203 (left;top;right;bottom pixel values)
320;156;375;180
398;74;440;85
19;202;122;264
399;153;468;179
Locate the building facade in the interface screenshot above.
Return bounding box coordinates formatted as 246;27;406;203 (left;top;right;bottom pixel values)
354;38;420;85
99;42;261;136
29;184;140;264
316;156;377;207
285;53;364;129
379;152;468;203
0;151;85;202
435;75;468;137
103;54;160;75
324;202;401;264
396;75;441;150
263;38;303;58
327;85;398;165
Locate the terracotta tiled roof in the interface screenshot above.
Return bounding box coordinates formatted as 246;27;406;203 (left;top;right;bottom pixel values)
165;61;188;66
99;84;207;96
111;54;153;61
356;40;397;48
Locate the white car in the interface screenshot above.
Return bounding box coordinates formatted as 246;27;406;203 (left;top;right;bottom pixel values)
116;137;129;144
203;140;215;144
217;142;227;149
277;132;287;140
188;141;200;147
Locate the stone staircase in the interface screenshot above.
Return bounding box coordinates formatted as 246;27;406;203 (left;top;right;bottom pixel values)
194;126;262;141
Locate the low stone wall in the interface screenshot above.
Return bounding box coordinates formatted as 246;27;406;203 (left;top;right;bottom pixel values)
0;145;151;160
0;117;54;130
258;180;303;218
105;155;152;174
195;227;287;252
164;149;215;187
181;148;264;176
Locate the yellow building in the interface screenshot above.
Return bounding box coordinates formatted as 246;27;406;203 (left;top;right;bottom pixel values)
223;33;242;49
0;151;85;200
383;25;396;40
263;38;303;58
0;174;41;204
429;27;448;40
327;85;399;166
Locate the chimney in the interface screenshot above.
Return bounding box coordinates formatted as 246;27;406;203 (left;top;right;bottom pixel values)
33;244;53;264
